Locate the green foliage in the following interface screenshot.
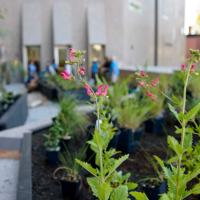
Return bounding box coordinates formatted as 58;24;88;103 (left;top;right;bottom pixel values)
114;92;153;130
56;97;88;138
47;74;80;90
108;78;129;109
76;113;145;200
58;145;87;181
0;91;15;104
155;51;200;200
44;119;62;150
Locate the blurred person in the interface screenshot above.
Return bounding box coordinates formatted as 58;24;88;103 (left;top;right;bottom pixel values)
51;59;58;73
26;60;39;92
91;58;99;84
110;56;120;83
48;61;56;75
102;56;111;82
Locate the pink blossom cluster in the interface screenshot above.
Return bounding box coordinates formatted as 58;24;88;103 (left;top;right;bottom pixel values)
60;48;109;97
136;70;159;101
181;63;196;73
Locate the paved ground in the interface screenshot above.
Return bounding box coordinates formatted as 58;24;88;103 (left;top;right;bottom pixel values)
0;83;94;200
0;84;59;200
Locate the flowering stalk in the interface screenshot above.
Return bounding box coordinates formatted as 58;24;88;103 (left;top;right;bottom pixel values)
61;48;148;200
61;48;109;183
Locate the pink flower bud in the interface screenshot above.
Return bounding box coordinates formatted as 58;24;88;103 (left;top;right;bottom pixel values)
140;70;146;77
69;48;75;62
151;77;159;87
181;64;186;71
190;64;195;73
78;67;86;76
60;71;71;80
146;91;157;101
138;81;146;87
84;84;93;96
96;85;109;96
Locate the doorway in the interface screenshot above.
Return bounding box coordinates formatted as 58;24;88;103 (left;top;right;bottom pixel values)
23;46;41;72
54;45;71;68
89;44;106;67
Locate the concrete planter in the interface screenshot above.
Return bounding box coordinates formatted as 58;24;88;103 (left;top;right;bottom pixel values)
0;93;28;130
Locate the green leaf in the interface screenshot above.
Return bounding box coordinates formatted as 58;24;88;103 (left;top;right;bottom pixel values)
185;102;200;122
185;167;200;183
130;191;149;200
110;185;129;200
183;132;192;150
167;136;183;156
105;154;129;180
87;177;112;200
127;182;138;190
75;159;97;177
168;103;179;121
185;183;200;198
159;194;171;200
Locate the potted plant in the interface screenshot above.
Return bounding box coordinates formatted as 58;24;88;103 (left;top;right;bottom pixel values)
56;97;88;150
53;145;86;200
145;94;166;135
138;150;167;200
114;92;153;153
44;119;62;166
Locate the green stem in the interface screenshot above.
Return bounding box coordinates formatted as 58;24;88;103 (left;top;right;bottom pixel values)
175;65;191;200
95;96;104;182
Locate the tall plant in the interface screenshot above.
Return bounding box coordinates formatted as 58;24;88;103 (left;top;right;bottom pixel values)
137;49;200;200
60;48;148;200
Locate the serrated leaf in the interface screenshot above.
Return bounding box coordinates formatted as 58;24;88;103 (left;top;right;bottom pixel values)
167;136;183;156
105;154;129;180
130;191;149;200
168;103;179;121
185;102;200;122
184;183;200;198
87;177;112;200
75;159;97;177
110;185;129;200
185;167;200;183
183;132;192;150
159;194;170;200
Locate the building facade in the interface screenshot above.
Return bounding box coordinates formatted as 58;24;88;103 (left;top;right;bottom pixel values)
0;0;185;70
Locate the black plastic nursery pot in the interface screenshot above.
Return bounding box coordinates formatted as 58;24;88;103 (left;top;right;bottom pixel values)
46;148;60;166
60;178;81;200
154;115;165;136
117;127;143;153
142;182;167;200
60;137;71;152
145;116;165;136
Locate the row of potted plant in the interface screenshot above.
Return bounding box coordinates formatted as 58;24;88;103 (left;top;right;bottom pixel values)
42;48;200;200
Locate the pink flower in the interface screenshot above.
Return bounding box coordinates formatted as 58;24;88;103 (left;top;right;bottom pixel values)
138;81;146;87
78;67;86;76
151;77;159;87
96;85;109;96
84;84;93;96
146;91;157;101
140;70;147;77
69;48;75;62
181;64;186;71
190;64;195;73
60;71;71;80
